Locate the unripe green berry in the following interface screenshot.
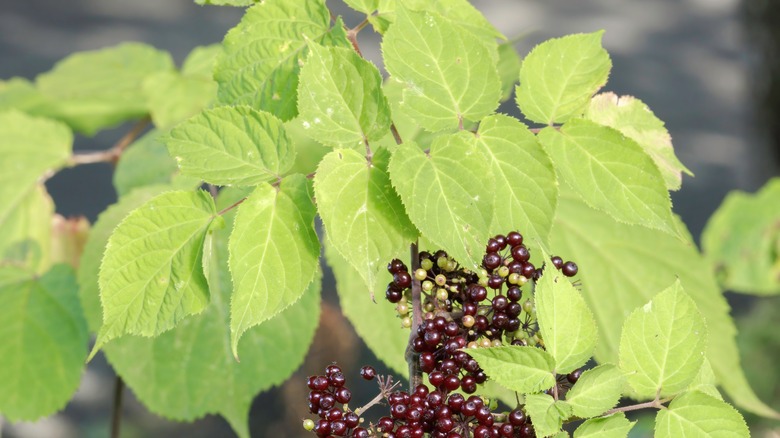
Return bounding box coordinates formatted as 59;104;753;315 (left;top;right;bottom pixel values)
414;268;428;281
446;260;457;271
462;315;475;328
516;275;529;285
479;338;491;348
467;341;479;349
424;302;435;312
421;258;434;271
396;303;409;315
436;288;449;301
497;266;510;278
422;280;434;292
491;339;502;347
303;419;315;431
435;274;447;286
508;273;521;284
522;299;534;314
401;316;412;328
437;256;449;269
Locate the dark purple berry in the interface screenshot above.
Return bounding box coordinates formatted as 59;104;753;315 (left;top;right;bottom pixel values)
508;408;526;425
394;271;412;289
511;245;530;262
360;365;376;381
486;239;501;253
567;368;583;384
483;252;502;270
562;261;578;277
550;256;564;269
388;259;406;274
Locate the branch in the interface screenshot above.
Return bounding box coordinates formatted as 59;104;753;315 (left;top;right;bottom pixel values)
603;396;672;416
69;116;151;166
405;241;423;391
110;376;124;438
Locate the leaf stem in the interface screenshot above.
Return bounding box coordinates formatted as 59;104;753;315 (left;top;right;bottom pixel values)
217;197;247;216
110;376;124;438
69;116;151;167
603;396;672;416
405;241;424;391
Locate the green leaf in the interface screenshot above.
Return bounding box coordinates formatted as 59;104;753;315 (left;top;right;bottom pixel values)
585;93;691;191
324;238;408;375
702;178;780;295
78;186;172;332
382;7;500;132
298;44;391;149
114;131;199;197
0;77;49;113
105;201;320;438
655;391;749;438
464;346;556;394
516;31;611;125
0;185;54;272
378;78;438;148
686;358;722;400
535;267;597;374
315;148;417;298
195;0;258;7
551;193;778;417
343;0;378;14
619;281;707;399
36;42;174;135
215;0;349;120
0;265;87;421
388;134;493;271
165;105;295;186
90;190;218;358
538;118;675;235
181;44;223;78
574;413;635;438
229;174;320;358
475;114;557;244
497;42;522;101
524;393;572;438
142;72;216;129
0;110;71;266
565;364;625;418
370;0;503;41
284;117;332;174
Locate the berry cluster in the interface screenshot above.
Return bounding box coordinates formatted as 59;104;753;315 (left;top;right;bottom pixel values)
305;231;581;437
305;364;367;437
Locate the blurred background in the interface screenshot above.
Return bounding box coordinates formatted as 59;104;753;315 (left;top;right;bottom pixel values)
0;0;778;436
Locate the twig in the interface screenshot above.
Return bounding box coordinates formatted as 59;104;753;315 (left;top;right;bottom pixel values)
354;376;400;416
405;241;423;390
69;117;151;166
603;395;672;416
110;376;124;438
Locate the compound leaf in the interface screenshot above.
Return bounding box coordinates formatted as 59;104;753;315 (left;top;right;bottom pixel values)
105;197;320;438
382;6;500;132
655;391;749;438
389;134;493;271
586;93;691;191
535;267;598;374
464;346;556;394
475;114;557;244
516;32;611;125
229;174;319;358
538;118;676;235
165;105;294;186
574;413;635;438
298;44;391;149
215;0;349;120
90;190;218;358
551;193;777;417
315;148;417;298
0;265;87;421
35;43;174;135
701;178;780;295
566;364;625;418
